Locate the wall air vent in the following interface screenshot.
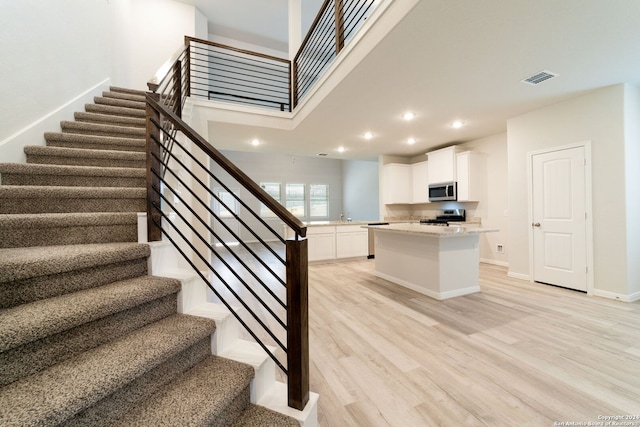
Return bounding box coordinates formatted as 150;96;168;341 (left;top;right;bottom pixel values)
521;70;558;85
317;153;328;156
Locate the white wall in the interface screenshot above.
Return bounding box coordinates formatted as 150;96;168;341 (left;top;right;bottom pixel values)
458;133;508;266
130;0;207;90
342;159;379;221
624;85;640;297
0;0;133;162
507;84;630;297
0;0;206;163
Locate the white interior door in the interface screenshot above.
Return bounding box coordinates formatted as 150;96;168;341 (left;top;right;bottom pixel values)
531;146;587;291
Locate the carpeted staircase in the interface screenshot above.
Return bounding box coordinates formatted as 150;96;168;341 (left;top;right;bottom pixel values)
0;87;299;426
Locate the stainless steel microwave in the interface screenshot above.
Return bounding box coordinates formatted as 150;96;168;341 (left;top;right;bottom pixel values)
428;182;457;201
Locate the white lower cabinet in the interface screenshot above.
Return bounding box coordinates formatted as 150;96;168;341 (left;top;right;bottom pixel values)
336;225;368;258
306;227;336;262
285;224;368;262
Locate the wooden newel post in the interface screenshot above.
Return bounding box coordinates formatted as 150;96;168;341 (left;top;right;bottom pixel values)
286;236;309;411
145;93;162;242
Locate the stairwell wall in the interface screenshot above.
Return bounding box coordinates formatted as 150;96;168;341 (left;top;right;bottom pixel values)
0;0;127;163
0;0;206;164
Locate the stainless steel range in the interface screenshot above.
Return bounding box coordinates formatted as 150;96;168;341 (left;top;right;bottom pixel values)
419;209;466;227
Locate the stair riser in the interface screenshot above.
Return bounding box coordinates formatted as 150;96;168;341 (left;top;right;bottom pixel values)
212;386;252;427
102;91;147;103
0;223;137;248
0;257;148;308
62;338;211;427
61;125;145;139
0;173;144;188
74;113;145;128
94;97;146;111
0;294;177;387
46;140;145;153
85;104;146;118
109;86;148;97
0;197;145;214
27;154;145;168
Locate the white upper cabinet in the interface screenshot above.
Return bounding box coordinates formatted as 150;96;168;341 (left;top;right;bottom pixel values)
427;146;463;184
383;163;412;204
411;160;429;204
456;151;485;202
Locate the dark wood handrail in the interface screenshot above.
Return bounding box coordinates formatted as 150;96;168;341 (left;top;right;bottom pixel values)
185;36;290;64
146;94;307;238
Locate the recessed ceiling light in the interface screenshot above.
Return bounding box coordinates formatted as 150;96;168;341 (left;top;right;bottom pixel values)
407;137;416;145
363;132;373;140
337;146;345;153
451;121;464;129
402;112;415;121
251;138;261;146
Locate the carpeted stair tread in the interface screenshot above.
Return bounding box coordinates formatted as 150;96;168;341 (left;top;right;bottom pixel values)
0;293;177;388
85;103;146;118
0;185;145;214
94;96;146;111
232;404;300;427
25;145;145;168
0;212;139;248
109;86;148;97
102;91;146;103
0;275;181;352
74;111;145;128
61;339;211;427
45;131;145;152
0;212;138;228
0;242;149;283
0;314;216;427
0;163;144;187
1;256;149;309
113;355;254;427
60;121;145;138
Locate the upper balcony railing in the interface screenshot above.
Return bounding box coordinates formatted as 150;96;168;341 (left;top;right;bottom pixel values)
151;0;379;114
293;0;377;107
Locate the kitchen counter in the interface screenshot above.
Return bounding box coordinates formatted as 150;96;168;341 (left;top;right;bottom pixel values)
365;223;498;300
362;222;497;236
303;220;373;226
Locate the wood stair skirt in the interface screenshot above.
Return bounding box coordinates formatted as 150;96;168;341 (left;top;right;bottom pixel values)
0;87;300;426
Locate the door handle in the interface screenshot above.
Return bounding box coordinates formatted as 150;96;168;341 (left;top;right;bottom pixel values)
532;222;541;227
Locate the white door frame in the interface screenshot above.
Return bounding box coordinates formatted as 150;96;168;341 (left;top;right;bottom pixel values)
526;141;594;294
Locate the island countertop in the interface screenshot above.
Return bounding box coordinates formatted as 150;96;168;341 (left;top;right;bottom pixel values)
362;222;498;237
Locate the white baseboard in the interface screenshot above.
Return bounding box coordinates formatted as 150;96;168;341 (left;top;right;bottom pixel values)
374;271;481;300
591;289;640;303
0;78;111;163
480;258;509;267
507;271;531;281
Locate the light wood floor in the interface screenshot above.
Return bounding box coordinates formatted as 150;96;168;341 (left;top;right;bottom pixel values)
306;260;640;426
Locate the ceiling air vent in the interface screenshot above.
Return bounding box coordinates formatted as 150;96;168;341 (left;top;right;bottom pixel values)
317;153;328;157
521;70;558;85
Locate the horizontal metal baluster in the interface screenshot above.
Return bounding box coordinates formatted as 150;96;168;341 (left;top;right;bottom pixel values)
150;130;288;278
150;210;288;374
151;118;288;249
150;190;288;353
151;152;288;308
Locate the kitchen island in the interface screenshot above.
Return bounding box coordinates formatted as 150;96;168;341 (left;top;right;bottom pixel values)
363;223;498;300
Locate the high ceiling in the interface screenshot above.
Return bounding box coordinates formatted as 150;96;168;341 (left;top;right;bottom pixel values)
176;0;640;160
